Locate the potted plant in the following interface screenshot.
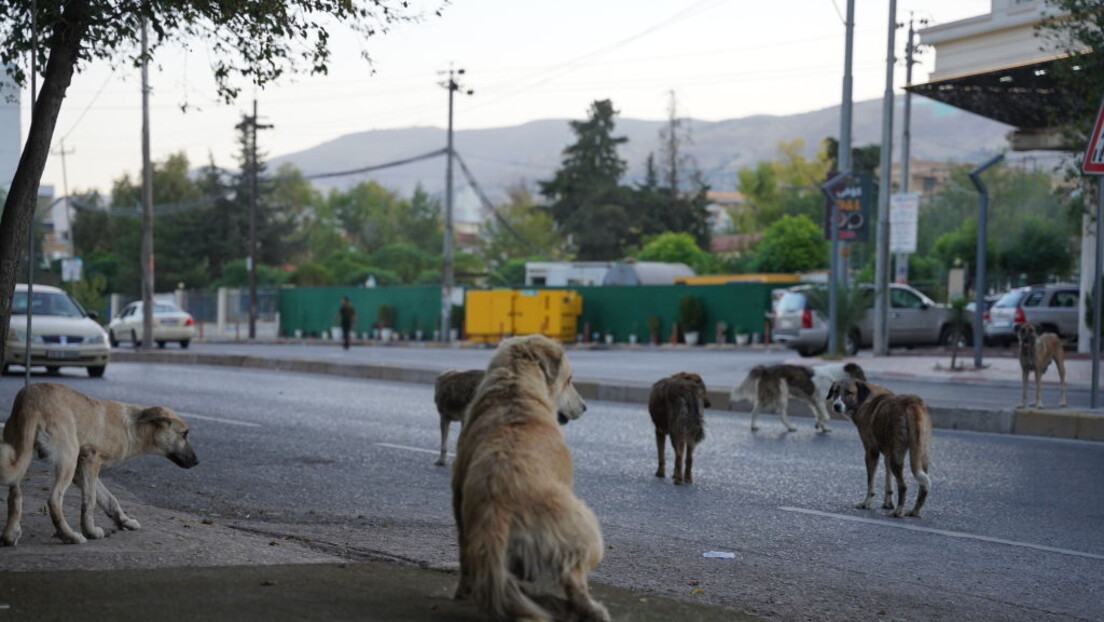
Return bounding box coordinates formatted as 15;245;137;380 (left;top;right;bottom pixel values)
678;295;706;346
735;327;750;346
629;322;639;345
377;304;395;342
647;315;662;345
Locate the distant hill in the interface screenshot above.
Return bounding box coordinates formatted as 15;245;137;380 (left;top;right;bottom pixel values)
269;96;1012;222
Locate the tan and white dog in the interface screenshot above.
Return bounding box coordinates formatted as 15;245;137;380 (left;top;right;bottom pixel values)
731;362;865;433
1016;322;1066;408
451;335;608;622
827;379;932;518
1;382;198;545
433;369;485;466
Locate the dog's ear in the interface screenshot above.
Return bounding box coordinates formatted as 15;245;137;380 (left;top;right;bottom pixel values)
825;381;838;401
523;335;563;386
137;406;174;427
855;381;870;404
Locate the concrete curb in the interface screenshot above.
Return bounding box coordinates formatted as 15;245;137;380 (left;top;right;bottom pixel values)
111;351;1104;442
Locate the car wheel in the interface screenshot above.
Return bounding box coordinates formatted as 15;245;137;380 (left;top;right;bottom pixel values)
88;365;106;378
844;329;860;356
156;340;167;349
132;330;142;348
109;330;119;348
46;366;60;375
180;339;191;349
1;363;10;375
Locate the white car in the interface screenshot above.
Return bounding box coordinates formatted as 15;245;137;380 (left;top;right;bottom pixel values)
108;300;196;349
4;283;111;377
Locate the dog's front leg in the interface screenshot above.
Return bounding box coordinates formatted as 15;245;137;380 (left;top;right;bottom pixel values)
654;428;666;478
95;480;141;531
1056;355;1067;408
1033;368;1044;408
856;449;879;509
436;417;451;466
76;446;106;540
813;400;832;433
1019;367;1029;408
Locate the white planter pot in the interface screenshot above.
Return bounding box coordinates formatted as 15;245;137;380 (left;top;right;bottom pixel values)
380;328;393;342
604;334;614;344
684;331;700;346
736;333;750;345
629;334;638;345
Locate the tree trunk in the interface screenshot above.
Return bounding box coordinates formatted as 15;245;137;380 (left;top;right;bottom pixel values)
0;0;91;365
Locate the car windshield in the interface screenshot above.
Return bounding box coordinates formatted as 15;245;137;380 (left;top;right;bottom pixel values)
12;291;85;318
993;291;1026;308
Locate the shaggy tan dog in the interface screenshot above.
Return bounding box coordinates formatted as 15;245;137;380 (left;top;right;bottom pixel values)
433;369;485;466
451;335;608;622
649;372;710;485
827;379;932;518
1;382;198;546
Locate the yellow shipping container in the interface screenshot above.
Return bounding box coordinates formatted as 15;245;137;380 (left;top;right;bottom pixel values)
465;289;582;343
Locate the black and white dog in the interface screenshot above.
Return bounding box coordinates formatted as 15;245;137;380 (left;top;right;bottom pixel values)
730;362;866;432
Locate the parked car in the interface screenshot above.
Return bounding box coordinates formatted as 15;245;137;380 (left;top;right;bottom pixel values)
984;284;1079;346
772;283;969;357
3;283;110;377
108;300;196;348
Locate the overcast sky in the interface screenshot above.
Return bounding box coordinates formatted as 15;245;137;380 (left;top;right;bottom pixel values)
23;0;993;197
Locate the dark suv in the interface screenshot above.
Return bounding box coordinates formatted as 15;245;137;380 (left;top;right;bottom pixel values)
984;284;1079;346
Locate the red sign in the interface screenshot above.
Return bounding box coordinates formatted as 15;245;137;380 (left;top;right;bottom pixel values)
1083;94;1104;175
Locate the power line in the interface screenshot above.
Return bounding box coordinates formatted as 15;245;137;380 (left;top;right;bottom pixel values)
453;151;557;259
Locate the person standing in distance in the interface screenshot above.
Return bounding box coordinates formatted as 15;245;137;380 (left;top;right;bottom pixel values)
337;296;356;350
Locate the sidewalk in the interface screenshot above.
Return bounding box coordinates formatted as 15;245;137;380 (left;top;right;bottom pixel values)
0;468;757;622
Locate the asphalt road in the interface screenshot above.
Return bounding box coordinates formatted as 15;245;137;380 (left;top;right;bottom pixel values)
2;363;1100;621
177;341;1096;410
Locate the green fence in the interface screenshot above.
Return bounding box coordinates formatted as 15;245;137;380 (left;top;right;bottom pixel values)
278;282;777;344
556;282;776;344
279;285;441;338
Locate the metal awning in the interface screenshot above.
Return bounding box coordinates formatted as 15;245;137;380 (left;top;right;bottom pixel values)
906;58;1076;129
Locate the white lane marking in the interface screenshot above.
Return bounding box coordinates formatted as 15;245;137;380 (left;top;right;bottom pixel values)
179;412;262;428
780;506;1104;561
377;442;453;458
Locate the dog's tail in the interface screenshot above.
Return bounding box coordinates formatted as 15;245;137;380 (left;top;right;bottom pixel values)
907;403;933;492
465;502;551;621
0;391;38;487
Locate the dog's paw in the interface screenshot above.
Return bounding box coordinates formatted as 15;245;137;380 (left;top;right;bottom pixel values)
855;502;871;510
750;425;760;432
654;470;665;478
0;528;20;547
57;531;87;544
891;509;906;519
83;526;105;540
673;478;684;486
121;518;141;531
785;426;797;432
882;501;895;510
434;458;446;467
907;509;922;518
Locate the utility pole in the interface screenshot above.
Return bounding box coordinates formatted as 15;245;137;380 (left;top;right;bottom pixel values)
829;0;856;357
896;13;926;284
439;67;472;343
24;0;37;385
140;15;154;351
51;139;75;256
238;100;273;340
873;0;897;357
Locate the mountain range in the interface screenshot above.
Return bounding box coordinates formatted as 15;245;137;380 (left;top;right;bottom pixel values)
269;96;1013;222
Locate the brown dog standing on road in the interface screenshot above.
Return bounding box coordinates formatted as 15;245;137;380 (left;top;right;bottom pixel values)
433;369;485;466
451;335;608;622
1;382;198;546
1016;322;1066;408
649;372;710;485
827;379;932;518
